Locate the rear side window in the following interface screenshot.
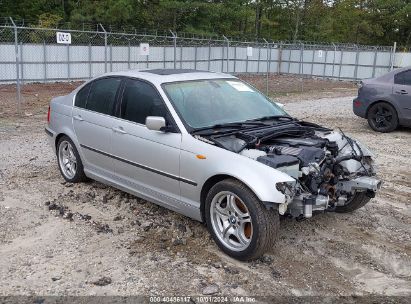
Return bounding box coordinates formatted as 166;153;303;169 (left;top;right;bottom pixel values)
74;84;90;108
86;78;122;115
394;70;411;86
120;79;167;125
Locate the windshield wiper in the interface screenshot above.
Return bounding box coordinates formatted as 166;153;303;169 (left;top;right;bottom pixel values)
191;121;267;135
246;115;293;122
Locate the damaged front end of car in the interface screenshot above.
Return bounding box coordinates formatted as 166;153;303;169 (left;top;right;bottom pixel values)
195;119;381;219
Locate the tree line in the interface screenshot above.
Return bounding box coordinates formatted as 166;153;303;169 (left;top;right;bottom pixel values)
1;0;410;46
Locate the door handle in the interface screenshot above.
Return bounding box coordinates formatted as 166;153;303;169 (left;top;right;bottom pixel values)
73;115;84;121
395;90;408;95
112;126;127;134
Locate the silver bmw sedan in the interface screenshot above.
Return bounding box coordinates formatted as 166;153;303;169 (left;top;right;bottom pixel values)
46;69;381;260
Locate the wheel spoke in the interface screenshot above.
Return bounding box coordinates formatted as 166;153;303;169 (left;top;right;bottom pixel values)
234;228;248;246
62;148;69;158
227;195;242;215
238;216;251;224
222;224;233;240
215;203;229;217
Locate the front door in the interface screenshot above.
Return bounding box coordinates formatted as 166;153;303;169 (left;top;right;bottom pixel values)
393;69;411;118
110;78;183;210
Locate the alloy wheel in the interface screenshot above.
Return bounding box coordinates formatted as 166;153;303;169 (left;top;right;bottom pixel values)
58;140;77;179
210;191;253;252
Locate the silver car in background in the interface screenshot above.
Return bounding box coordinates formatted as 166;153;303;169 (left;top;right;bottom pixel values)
46;69;381;260
353;66;411;132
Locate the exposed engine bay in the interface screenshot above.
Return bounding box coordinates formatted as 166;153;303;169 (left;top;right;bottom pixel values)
195;119;381;219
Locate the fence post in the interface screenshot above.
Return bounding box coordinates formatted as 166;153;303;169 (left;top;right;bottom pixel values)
263;38;270;95
322;49;328;79
163;44;166;69
223;35;229;73
221;44;224;72
257;43;261;74
310;47;315;76
110;44;113;71
278;42;282;75
194;45;197;70
233;45;237;73
331;43;336;79
354;45;360;80
372;46;378;78
246;44;249;73
67;44;70;81
43;40;47;82
169;30;177;69
338;48;343;80
99;24;107;73
299;43;304;92
287;44;291;74
390;42;396;71
180;44;183;68
128;41;131;70
20;42;24;84
10;17;21;115
208;42;211;71
89;43;92;78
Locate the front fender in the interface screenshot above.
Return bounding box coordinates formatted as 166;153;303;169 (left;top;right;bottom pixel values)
180;135;295;208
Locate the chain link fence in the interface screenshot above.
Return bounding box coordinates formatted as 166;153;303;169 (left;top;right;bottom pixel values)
1;17;409;114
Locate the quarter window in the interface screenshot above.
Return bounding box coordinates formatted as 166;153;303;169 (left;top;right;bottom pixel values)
394;70;411;86
120;79;167;125
86;78;122;115
74;83;90;108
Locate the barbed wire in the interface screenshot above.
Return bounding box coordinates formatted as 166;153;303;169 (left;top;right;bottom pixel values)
0;16;400;51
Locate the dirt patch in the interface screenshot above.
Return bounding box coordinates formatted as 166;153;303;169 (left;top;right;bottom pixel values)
0;79;410;297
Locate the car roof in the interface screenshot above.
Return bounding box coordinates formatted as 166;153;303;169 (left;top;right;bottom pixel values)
99;69;236;85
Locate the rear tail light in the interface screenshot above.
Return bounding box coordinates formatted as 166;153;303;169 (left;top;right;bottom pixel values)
47;106;51;123
354;100;362;107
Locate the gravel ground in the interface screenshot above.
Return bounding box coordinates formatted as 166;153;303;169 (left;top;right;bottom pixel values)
0;80;410;298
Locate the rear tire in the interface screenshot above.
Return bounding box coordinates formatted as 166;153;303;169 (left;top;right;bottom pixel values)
367;102;398;133
335;192;371;213
205;179;279;261
56;136;87;183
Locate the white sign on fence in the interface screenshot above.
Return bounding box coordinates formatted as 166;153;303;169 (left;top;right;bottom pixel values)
318;50;323;58
140;43;150;56
56;32;71;44
246;46;253;57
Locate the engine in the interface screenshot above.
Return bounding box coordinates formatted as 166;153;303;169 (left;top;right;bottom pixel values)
197;119;381;220
235;131;380;219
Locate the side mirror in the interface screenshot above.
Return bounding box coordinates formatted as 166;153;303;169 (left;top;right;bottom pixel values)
146;116;166;131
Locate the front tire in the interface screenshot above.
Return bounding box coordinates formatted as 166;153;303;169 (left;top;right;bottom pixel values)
205;179;279;261
57;136;87;183
335;192;371;213
367;102;398;132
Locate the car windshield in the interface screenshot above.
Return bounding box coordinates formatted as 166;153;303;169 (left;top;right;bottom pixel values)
162;79;288;129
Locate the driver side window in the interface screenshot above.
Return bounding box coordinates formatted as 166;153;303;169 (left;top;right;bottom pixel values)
120;78;168;125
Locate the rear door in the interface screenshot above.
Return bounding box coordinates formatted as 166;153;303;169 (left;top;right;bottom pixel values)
393;69;411;117
72;77;122;177
110;78;183;210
